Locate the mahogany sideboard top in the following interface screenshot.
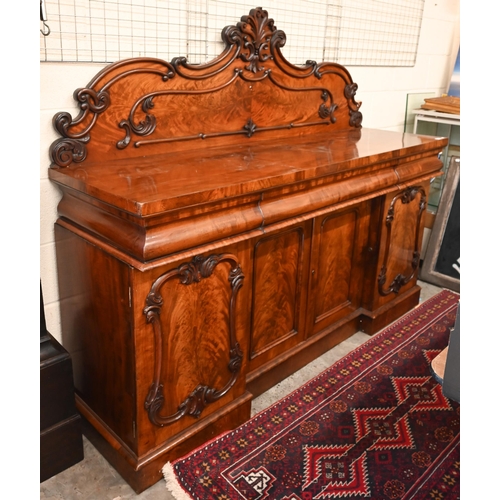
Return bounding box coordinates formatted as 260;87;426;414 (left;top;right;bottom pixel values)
48;7;448;492
50;128;446;265
49;128;444;215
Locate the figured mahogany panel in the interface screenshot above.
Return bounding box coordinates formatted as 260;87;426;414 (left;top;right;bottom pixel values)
137;253;247;442
129;244;252;459
314;212;356;317
308;203;370;336
249;224;310;372
376;186;427;305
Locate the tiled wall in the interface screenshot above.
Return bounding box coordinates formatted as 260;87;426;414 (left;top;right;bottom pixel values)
40;0;426;67
40;0;459;343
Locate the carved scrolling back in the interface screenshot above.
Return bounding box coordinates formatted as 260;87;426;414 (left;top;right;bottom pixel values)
50;7;363;168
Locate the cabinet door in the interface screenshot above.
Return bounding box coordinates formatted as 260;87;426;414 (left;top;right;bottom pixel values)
374;185;427;308
307;202;371;337
135;244;251;450
248;222;312;373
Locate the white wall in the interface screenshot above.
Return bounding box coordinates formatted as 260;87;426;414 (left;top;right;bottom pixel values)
40;0;459;343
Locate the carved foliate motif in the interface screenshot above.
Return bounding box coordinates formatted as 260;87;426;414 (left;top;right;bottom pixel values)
319;90;338;123
117;97;156;149
344;83;363;127
244;119;258;138
144;253;244;427
235;7;277;73
349;110;363;128
50;137;89;167
344;83;358;100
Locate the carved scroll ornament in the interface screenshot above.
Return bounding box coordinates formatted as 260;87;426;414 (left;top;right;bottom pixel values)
378;186;426;296
143;254;244;427
50;60;175;167
49;7;362;168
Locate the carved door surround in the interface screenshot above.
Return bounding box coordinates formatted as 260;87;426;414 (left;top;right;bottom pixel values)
378;186;427;296
143;254;244;427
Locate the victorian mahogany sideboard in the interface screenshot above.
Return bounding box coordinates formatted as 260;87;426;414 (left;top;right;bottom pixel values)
48;8;447;492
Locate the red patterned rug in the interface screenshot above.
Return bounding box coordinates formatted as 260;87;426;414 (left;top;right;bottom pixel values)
164;290;460;499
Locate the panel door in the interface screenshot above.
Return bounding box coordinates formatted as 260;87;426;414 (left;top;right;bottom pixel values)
373;185;428;309
307;202;371;337
248;222;312;373
133;242;251;451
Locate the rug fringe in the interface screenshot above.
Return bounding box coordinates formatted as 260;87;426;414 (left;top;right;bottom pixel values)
163;462;194;500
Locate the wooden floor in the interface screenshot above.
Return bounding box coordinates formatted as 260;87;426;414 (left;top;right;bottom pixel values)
40;280;444;500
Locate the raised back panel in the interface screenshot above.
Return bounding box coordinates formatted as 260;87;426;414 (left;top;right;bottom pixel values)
50;7;362;168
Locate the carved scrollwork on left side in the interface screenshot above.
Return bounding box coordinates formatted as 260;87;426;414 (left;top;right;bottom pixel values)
143;253;245;427
49;59;175;167
50;137;90;168
378;186;426;296
49;89;110;167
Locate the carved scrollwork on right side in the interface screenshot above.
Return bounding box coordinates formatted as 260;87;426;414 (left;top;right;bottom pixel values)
378;186;426;296
143;253;245;427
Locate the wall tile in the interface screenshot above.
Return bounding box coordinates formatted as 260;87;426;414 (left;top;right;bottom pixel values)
40;179;61;246
426;54;456;89
385;56;432;92
360;90;408;130
423;0;460;22
348;66;392;93
40;242;60;307
40;62;108;111
43;301;63;343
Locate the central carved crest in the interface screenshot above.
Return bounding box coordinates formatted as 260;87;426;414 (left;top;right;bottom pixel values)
236;7;277;73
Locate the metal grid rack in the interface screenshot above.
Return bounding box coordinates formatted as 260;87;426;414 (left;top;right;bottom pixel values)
40;0;425;67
